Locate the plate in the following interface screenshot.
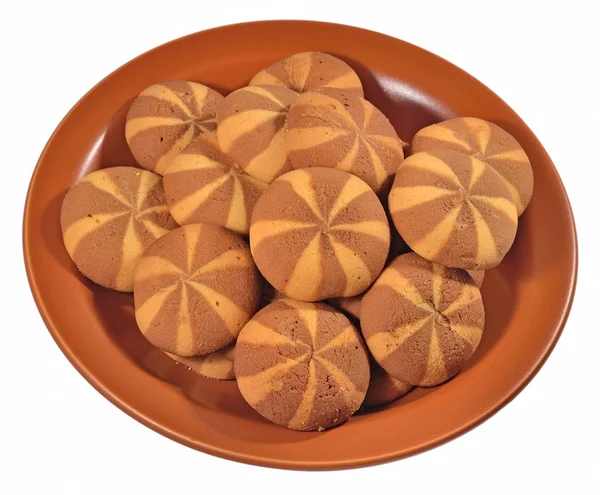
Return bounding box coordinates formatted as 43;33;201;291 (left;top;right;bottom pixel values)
23;20;577;470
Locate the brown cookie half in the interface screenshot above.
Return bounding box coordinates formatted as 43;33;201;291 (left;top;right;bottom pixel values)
328;295;362;321
61;166;177;291
165;344;235;380
363;361;412;408
217;85;298;183
125;81;224;174
163;132;266;234
361;253;485;387
134;224;261;356
412;117;534;215
285;88;404;196
250;52;363;96
250;168;390;301
235;299;370;431
388;148;518;270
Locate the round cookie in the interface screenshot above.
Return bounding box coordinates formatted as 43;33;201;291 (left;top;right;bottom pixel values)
363;361;412;408
134;224;261;356
125;81;225;174
235;299;370;431
328;295;362;321
250;51;363;96
412;117;534;215
361;253;485;387
250;168;390;301
467;270;485;288
216;85;298;183
61;166;177;291
163;132;266;234
388;148;518;270
285;88;404;195
165;344;235;380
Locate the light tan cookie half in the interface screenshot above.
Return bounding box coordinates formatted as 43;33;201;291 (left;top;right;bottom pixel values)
164;132;266;234
235;299;370;431
361;253;485;387
217;85;298;183
388;148;518;270
61;166;177;291
134;224;261;356
125;81;224;174
165;344;235;380
250;51;363;96
412;117;533;215
250;168;390;301
285;88;404;195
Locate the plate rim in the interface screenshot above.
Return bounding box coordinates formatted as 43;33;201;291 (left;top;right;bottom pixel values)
22;19;578;470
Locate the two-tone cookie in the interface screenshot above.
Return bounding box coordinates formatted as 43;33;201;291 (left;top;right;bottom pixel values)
250;168;390;301
165;344;235;380
163;133;266;234
361;253;485;387
216;85;298;183
285;88;404;195
250;52;363;96
125;81;224;174
412;117;534;214
235;299;370;431
134;224;261;356
61;166;177;291
388;148;518;270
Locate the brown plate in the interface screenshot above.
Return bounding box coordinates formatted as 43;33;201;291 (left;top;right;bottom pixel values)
23;21;577;470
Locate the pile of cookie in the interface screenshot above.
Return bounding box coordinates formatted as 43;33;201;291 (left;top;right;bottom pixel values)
60;52;533;432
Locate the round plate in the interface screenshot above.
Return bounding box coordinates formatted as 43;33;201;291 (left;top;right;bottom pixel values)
23;21;577;469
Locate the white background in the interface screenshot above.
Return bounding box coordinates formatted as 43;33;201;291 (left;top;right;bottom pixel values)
3;0;599;493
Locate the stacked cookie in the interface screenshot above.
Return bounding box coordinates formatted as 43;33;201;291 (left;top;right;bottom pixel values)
60;51;533;432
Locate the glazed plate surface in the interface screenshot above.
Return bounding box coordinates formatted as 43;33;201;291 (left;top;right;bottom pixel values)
23;21;577;469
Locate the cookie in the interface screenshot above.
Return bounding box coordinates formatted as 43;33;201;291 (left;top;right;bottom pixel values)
363;361;412;408
259;283;286;309
361;253;485;387
235;299;370;431
285;88;404;195
250;168;390;301
61;166;177;291
328;295;362;321
216;85;298;183
165;344;235;380
163;133;266;234
250;51;363;96
125;81;225;174
467;270;485;288
388;148;518;270
134;224;261;356
412;117;534;215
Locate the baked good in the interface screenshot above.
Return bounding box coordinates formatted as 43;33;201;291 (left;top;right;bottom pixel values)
235;299;370;431
165;344;235;380
259;283;286;308
328;295;362;321
163;132;266;234
125;81;224;174
363;361;412;408
361;253;485;387
467;270;485;288
134;224;261;356
250;168;390;301
61;166;177;291
250;51;363;96
285;88;404;195
412;117;533;215
388;148;518;270
216;85;297;183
